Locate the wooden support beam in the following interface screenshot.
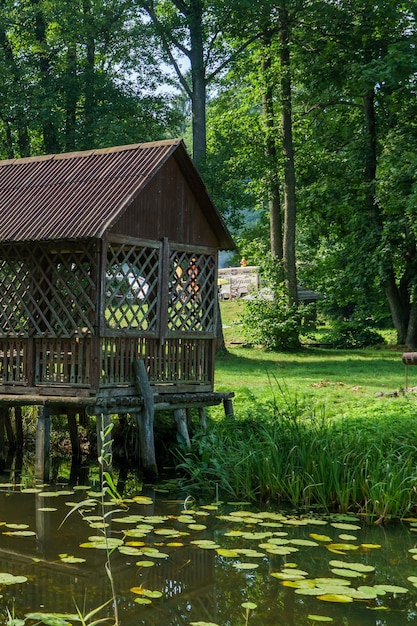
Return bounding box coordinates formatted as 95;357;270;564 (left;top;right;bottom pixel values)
134;360;157;477
0;407;6;469
5;409;16;449
67;409;81;461
35;406;50;482
223;397;234;417
14;407;24;450
174;408;191;450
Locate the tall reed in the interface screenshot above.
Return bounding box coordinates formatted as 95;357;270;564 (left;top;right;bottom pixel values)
175;394;417;520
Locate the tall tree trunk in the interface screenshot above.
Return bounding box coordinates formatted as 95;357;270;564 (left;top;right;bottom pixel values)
279;6;297;304
189;0;206;165
385;268;408;344
65;44;78;151
82;0;96;149
261;26;283;261
32;0;59;153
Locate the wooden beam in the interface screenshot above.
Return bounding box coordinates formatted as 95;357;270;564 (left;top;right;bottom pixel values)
134;359;157;477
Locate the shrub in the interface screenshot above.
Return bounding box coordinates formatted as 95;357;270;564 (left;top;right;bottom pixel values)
322;320;385;349
241;292;301;351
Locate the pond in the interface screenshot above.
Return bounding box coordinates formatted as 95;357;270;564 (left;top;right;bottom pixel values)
1;455;417;626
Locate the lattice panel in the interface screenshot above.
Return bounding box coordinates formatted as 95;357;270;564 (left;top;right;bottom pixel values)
105;243;160;333
167;250;216;333
100;336;212;386
0;241;97;338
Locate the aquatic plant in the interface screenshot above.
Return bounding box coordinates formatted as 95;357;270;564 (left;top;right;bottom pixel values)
175;402;417;520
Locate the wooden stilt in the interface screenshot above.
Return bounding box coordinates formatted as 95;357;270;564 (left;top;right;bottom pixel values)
223;397;234;417
134;359;157;477
198;407;207;432
14;407;24;450
0;407;6;469
35;406;50;482
67;409;81;461
174;408;191;450
4;409;16;449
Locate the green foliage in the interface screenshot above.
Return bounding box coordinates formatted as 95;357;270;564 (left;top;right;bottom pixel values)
241;293;301;351
321;320;385;349
176;394;417;520
240;257;301;351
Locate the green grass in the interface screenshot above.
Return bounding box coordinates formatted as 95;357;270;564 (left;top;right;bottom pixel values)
173;301;417;518
215;300;407;418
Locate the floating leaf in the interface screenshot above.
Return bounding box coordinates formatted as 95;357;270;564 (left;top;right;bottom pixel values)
374;584;409;594
232;563;259;570
331;523;361;531
307;616;333;623
3;530;36;537
330;568;362;578
190;622;220;626
361;543;381;549
310;534;332;542
58;555;86;564
317;594;353;603
134;598;152;605
329;560;375;573
290;539;319;547
338;534;357;541
0;573;28;585
215;545;233;558
132;496;153;505
241;602;257;610
136;561;155;568
326;544;359;553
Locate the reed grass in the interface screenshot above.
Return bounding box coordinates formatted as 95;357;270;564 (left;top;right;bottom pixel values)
176;392;417;521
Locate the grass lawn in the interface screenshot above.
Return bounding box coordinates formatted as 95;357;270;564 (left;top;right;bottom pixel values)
214;300;413;419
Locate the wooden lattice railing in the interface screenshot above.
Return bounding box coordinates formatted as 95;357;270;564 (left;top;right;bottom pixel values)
0;239;217;393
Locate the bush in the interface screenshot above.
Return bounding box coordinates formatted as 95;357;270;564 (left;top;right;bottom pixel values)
322;320;385;349
241;292;301;351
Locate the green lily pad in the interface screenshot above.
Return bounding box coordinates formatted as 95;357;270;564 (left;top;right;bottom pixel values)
307;616;334;623
0;572;28;585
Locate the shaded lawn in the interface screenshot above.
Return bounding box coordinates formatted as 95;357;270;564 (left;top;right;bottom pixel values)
213;345;410;418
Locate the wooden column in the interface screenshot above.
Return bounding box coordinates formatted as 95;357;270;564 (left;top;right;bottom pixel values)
35;406;50;482
14;407;24;450
174;408;191;450
134;359;157;477
67;409;81;461
0;407;6;469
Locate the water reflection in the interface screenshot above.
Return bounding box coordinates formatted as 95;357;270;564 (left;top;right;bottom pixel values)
0;454;417;626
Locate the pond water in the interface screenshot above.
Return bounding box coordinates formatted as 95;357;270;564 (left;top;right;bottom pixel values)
1;456;417;626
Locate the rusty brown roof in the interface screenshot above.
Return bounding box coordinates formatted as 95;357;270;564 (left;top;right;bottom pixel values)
0;138;234;249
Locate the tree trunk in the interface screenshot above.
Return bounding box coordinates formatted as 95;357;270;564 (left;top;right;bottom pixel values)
82;0;96;149
384;269;408;345
189;0;206;165
279;6;297;304
261;26;283;261
31;0;59;153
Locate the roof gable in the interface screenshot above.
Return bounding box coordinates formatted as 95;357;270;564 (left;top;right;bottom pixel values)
0;139;234;249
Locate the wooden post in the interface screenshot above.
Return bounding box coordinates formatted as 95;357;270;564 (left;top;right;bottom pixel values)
67;409;81;461
4;409;16;449
134;359;157;477
14;407;24;450
174;408;191;450
0;407;6;469
198;407;207;432
223;396;234;417
35;406;50;482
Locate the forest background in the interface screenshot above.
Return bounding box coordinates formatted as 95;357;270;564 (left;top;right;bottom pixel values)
1;0;417;348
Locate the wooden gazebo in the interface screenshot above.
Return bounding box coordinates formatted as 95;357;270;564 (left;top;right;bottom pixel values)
0;139;235;475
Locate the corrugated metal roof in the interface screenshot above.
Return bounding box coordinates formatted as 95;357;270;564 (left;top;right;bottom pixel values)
0;139;232;245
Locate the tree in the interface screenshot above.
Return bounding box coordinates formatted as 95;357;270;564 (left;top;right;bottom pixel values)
0;0;181;158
